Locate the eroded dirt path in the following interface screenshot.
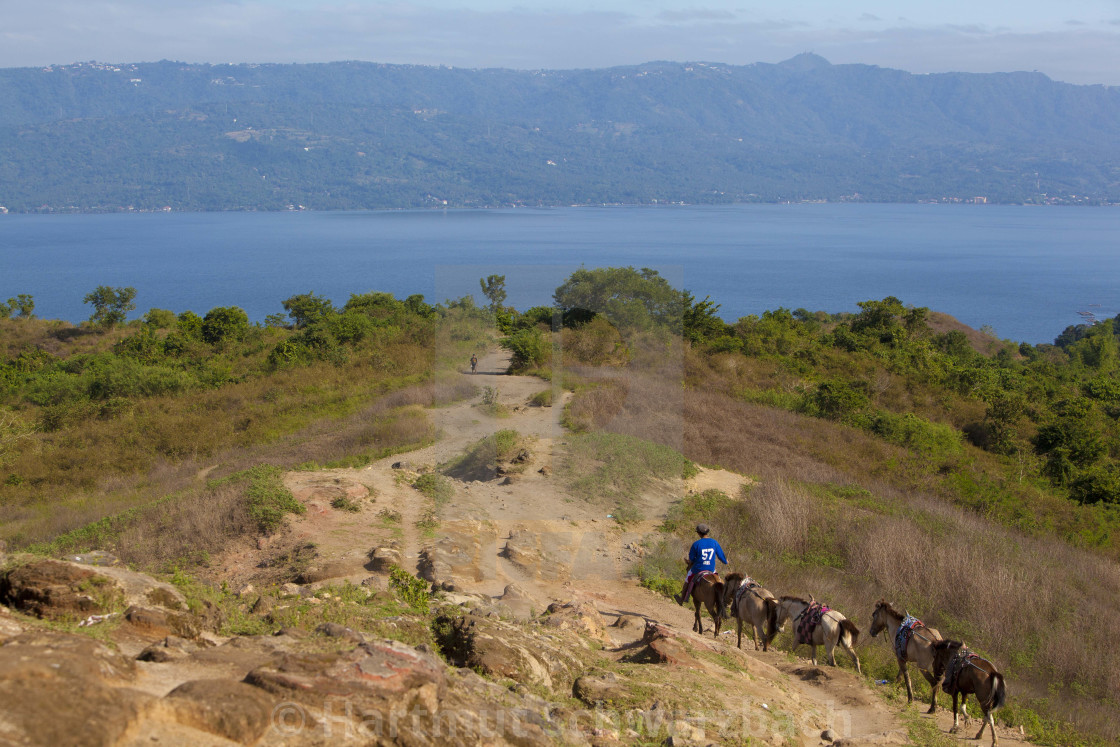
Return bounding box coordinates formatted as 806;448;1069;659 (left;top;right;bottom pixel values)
206;349;1032;746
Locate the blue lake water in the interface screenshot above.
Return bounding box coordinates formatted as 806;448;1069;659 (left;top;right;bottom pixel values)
1;204;1118;344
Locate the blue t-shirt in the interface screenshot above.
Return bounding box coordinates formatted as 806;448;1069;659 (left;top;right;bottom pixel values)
688;537;728;573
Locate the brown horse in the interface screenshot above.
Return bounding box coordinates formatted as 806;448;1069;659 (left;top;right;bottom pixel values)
931;640;1007;747
869;600;944;712
686;573;726;638
771;595;861;673
721;572;778;651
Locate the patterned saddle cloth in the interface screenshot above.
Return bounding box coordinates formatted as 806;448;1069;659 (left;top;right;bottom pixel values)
894;614;924;660
796;602;830;645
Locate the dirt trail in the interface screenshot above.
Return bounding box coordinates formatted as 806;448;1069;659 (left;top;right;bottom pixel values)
210;349;1032;746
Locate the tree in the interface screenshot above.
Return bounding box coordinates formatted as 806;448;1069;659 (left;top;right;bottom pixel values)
2;295;34;319
282;292;334;329
83;286;137;328
479;275;507;313
553;267;685;332
201;306;250;344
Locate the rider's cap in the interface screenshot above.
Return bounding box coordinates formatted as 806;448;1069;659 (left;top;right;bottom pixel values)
696;523;709;534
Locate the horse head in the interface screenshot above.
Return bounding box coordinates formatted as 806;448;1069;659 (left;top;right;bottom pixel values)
869;599;887;637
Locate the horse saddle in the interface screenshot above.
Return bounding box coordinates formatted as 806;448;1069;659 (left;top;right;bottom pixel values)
695;571;721;585
796;602;830;645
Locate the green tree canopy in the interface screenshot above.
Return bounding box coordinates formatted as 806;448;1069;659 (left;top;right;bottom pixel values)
83;286;137;329
282;292;334;329
553;267;686;332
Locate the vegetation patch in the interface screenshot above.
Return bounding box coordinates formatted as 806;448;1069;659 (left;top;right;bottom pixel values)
442;429;523;482
412;473;454;505
563;431;697;505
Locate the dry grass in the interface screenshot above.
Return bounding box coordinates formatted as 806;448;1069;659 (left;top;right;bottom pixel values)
0;378;465;550
562;352;1120;742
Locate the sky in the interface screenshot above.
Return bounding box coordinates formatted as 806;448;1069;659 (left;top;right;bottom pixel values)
1;0;1119;85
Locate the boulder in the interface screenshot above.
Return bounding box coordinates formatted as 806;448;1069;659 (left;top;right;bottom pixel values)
137;635;199;663
623;622;703;668
573;670;633;706
164;679;277;744
367;546;402;573
435;612;583;692
543;599;611;644
0;559;121;620
0;630;152;744
498;583;539;621
124;604;201;639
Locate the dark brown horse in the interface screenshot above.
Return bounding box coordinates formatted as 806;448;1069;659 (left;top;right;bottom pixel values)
721;572;778;651
869;600;944;712
931;640;1007;747
686;572;725;637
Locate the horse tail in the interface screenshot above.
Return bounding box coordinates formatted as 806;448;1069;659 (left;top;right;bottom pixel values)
986;671;1007;712
714;580;727;618
840;618;860;647
765;598;780;643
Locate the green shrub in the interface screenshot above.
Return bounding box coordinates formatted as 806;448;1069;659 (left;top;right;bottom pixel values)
331;495;361;512
239;465;305;532
500;327;549;371
529;388;554;407
389;565;430;613
413;473;454;504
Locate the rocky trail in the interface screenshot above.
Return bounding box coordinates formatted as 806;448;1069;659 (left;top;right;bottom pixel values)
0;350;1034;746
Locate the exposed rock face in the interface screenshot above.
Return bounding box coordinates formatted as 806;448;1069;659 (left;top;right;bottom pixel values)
0;630;150;745
163;679;278;744
623;621;705;668
418;526;492;585
0;559;121;620
435;611;584;691
573;669;633;706
367;546;402;572
543;599;611;644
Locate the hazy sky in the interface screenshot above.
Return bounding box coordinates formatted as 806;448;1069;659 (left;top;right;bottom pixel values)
2;0;1119;84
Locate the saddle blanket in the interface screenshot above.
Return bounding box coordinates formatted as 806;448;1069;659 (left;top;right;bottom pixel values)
796;602;830;645
894;614;924;660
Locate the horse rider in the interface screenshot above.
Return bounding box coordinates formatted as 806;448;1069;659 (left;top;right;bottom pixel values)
675;523;729;605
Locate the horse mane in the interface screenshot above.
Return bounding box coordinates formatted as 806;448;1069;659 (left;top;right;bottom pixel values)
875;599;907;620
725;572;745;584
779;595;810;606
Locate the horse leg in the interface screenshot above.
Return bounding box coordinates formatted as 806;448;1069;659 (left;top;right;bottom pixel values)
736;617;744;649
949;693;960;734
920;669;939;713
693;599;702;634
712;603;722;638
809;644;818;666
974;703;989;742
900;661;914;704
847;644;861;675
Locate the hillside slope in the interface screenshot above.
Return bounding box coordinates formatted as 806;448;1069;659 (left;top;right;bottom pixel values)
0;350;1039;745
1;55;1118;211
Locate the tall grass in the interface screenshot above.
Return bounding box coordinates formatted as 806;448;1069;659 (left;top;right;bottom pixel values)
562;353;1120;743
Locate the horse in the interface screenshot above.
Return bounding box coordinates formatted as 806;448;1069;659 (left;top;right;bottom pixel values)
771;595;861;673
721;572;779;651
869;600;945;712
685;572;726;638
931;640;1007;747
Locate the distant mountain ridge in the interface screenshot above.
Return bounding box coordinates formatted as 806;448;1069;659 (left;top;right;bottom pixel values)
0;55;1117;211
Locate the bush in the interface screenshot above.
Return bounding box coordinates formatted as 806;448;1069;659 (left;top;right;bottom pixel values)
413;472;454;504
201;306;250;344
389;565;430;613
500;327;550;371
238;465;305;532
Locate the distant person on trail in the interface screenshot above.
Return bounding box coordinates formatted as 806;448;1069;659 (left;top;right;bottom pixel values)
675;523;728;605
470;353;478;374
